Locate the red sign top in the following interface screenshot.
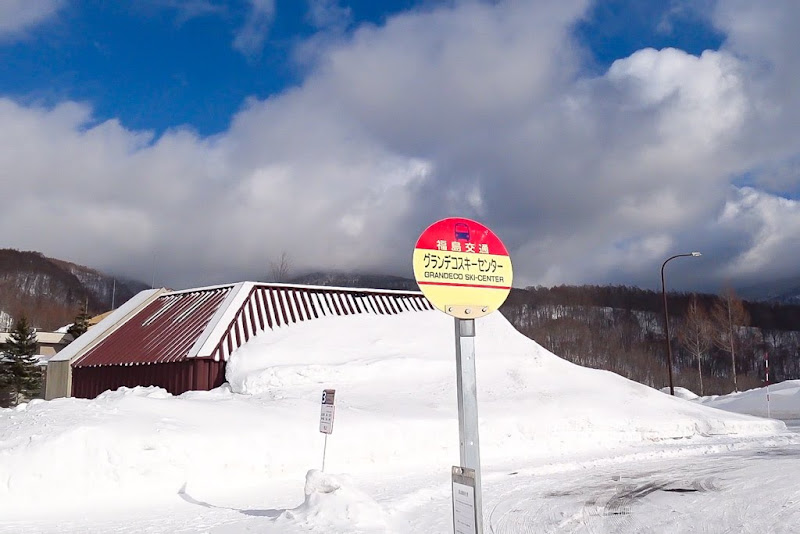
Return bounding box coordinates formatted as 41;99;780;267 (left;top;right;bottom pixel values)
414;217;509;256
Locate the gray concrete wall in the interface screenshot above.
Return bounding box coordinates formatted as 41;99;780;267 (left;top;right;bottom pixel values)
45;360;72;400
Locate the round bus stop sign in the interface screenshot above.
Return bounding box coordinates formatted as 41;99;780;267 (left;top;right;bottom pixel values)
412;217;513;319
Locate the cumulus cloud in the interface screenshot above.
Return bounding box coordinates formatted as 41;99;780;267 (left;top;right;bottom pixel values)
2;0;800;292
0;0;63;39
714;188;800;283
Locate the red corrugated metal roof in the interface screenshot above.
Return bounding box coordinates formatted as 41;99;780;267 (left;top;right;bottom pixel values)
73;286;233;368
209;285;434;361
72;283;434;368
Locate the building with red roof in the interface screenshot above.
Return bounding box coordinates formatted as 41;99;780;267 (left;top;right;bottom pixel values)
46;282;432;399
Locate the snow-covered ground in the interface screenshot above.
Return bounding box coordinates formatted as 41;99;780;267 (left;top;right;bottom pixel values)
695;380;800;421
1;311;796;532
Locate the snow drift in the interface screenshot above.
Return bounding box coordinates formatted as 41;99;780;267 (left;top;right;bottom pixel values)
697;380;800;420
274;470;394;532
0;310;784;515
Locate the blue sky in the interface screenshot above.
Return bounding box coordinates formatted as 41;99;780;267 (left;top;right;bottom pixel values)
1;1;419;135
2;0;800;292
1;0;722;136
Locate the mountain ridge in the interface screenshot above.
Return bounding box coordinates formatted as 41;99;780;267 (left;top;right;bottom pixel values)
0;249;149;330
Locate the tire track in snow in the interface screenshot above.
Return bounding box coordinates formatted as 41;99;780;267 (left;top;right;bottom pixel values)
487;467;725;533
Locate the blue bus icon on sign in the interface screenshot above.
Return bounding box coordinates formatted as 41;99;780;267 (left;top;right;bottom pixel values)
454;222;470;241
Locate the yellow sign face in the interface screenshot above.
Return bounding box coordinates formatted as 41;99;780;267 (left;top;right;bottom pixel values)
412;218;513;319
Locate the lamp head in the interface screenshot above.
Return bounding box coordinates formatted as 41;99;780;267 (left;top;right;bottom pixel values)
691;251;702;257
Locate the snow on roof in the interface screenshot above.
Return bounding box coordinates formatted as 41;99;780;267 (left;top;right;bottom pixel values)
73;285;234;367
69;282;433;368
49;288;167;363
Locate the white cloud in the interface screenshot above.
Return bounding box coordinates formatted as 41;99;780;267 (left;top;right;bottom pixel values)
306;0;351;31
4;0;800;291
0;0;63;39
714;188;800;284
233;0;275;56
146;0;225;24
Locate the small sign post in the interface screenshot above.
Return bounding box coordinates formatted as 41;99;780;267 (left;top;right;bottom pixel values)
452;466;478;534
413;217;513;534
319;388;335;471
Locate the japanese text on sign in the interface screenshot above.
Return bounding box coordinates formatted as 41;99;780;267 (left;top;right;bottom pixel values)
436;240;490;254
420;251;509;285
413;217;513;319
319;404;335;434
423;253;504;273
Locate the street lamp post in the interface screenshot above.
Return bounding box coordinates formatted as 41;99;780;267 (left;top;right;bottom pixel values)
661;252;702;396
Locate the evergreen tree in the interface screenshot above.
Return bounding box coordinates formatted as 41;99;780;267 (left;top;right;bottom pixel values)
67;301;90;339
1;315;42;406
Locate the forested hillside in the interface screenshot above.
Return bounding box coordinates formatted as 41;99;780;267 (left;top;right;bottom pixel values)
0;249;149;330
500;285;800;395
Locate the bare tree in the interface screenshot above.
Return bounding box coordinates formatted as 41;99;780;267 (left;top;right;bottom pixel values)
269;252;292;283
711;287;750;392
678;295;712;396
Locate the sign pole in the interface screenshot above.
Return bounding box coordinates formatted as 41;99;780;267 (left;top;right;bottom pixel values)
322;434;329;472
319;388;336;471
454;317;483;533
412;217;513;534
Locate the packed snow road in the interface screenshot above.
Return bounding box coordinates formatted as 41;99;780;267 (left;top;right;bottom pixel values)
6;433;800;533
483;436;800;533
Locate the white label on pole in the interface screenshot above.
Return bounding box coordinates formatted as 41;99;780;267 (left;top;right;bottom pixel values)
452;481;477;534
319;404;335;434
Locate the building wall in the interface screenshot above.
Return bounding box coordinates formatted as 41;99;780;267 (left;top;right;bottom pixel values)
0;339;69;356
45;360;72;400
71;359;226;399
38;344;61;357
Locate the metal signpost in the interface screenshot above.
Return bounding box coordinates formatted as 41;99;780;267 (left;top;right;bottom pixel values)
319;388;335;471
413;217;513;534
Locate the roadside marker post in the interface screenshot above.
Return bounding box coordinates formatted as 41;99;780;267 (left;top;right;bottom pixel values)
413;217;513;534
319;388;336;471
765;353;771;419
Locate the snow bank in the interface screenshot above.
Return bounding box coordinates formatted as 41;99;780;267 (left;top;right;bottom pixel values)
697;380;800;420
0;311;784;515
274;470;393;532
0;386;328;515
228;311;781;456
660;387;700;400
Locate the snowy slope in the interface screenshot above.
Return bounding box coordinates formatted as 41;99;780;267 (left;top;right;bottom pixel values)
697;380;800;420
0;311;783;520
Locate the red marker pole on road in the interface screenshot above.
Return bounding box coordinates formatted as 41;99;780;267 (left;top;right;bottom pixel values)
765;353;771;419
